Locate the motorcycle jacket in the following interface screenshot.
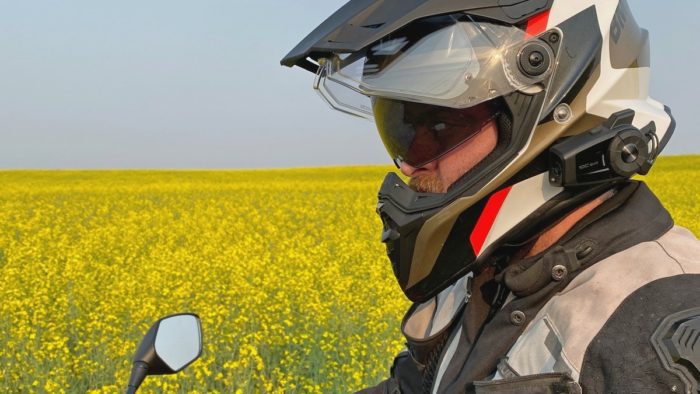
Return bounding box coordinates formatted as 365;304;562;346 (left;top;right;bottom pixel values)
359;181;700;394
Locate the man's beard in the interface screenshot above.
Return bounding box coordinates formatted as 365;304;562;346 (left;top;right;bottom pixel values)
408;173;446;193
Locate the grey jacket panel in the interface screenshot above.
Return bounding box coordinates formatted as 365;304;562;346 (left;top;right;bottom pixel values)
580;274;700;393
493;226;700;380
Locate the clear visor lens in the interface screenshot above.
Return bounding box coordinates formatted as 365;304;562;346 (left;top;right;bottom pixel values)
314;15;545;119
314;59;374;119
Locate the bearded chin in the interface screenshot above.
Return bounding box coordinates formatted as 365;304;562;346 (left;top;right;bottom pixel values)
408;173;446;193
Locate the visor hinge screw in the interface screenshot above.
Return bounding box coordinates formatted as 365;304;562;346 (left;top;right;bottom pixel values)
464;73;473;82
554;103;573;124
549;32;560;43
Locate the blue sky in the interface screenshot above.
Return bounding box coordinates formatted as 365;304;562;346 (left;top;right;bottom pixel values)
1;1;698;168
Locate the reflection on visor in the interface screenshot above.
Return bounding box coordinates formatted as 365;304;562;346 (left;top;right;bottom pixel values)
373;98;499;168
332;15;529;109
312;15;556;120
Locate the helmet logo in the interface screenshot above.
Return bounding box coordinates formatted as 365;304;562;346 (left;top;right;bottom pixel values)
611;0;631;44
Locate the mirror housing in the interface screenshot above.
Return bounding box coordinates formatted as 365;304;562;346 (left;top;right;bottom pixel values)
126;313;202;393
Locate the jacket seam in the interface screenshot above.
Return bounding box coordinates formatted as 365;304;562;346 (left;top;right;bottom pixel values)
654;239;687;274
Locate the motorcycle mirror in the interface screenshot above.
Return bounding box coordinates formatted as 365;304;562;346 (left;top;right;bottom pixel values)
126;313;202;394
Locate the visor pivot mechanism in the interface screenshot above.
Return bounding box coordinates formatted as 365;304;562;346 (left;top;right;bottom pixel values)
518;42;551;77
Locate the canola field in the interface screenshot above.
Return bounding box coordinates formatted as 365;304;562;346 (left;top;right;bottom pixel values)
0;156;697;393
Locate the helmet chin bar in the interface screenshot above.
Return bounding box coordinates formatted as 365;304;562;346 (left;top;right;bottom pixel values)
377;172;479;302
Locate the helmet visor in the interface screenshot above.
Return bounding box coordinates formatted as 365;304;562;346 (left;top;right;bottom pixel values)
373;97;500;168
316;14;542;118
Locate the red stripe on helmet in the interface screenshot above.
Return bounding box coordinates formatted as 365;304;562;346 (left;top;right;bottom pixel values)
525;10;551;38
470;186;513;256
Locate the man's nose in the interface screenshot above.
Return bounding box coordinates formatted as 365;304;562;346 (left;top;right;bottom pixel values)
399;159;437;177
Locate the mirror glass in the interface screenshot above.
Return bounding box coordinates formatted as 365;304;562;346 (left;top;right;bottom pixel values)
154;314;202;372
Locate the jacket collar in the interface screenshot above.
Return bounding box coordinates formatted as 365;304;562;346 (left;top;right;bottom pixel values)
498;181;673;297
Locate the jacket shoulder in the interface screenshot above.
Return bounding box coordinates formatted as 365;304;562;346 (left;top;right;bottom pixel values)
494;228;700;382
655;225;700;273
579;274;700;393
577;227;700;393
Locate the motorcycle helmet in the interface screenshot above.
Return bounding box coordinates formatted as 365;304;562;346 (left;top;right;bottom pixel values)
281;0;675;303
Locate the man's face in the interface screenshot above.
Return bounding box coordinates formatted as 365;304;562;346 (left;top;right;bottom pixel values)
398;119;499;193
373;98;500;193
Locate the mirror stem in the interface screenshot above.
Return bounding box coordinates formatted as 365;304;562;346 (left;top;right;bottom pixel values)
126;361;149;394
